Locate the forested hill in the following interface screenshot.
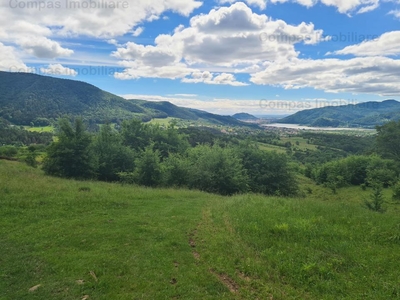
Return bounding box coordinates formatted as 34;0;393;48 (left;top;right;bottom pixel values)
232;113;259;121
0;71;247;127
277;100;400;127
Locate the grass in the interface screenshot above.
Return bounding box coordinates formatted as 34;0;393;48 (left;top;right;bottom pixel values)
24;126;54;133
281;136;318;151
258;142;287;154
147;117;179;126
147;117;226;129
1;160;400;299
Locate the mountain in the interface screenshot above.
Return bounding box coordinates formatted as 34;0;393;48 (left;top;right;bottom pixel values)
232;113;259;121
130;99;250;126
278;100;400;127
0;71;249;127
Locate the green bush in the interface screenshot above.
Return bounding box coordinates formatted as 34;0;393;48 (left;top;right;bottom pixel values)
0;146;18;157
392;181;400;202
42;118;96;179
315;155;398;188
237;143;298;196
185;144;249;196
364;184;386;213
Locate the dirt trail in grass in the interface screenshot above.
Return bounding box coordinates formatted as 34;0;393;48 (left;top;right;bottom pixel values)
188;207;241;295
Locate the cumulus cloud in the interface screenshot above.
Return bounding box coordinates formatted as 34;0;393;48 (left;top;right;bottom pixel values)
0;42;33;72
119;94;359;114
0;0;203;62
2;0;203;38
182;71;249;86
120;93;265;114
225;0;381;14
112;2;327;84
251;56;400;96
219;0;268;9
18;37;73;58
40;64;78;76
332;31;400;57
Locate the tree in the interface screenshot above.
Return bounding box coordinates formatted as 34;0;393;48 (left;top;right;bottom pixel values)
25;146;38;168
376;121;400;161
237;142;298;196
364;183;386;213
186;144;249;196
391;181;400;202
151;120;189;158
121;119;151;151
162;153;190;187
92;123;135;181
133;145;163;187
43;118;96;179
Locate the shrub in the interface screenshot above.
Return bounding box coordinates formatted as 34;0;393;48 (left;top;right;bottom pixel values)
43;118;96;179
0;146;18;157
315;155;399;189
133;146;163;187
392;181;400;202
364;184;386;213
185;144;249;196
236;143;298;196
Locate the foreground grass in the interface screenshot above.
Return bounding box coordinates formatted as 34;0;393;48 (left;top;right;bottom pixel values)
0;161;223;299
1;161;399;299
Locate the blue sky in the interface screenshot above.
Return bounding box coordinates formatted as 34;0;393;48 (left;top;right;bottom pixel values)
1;0;400;115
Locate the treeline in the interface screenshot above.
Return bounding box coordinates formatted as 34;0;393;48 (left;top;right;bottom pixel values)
301;132;375;155
0;118;53;146
308;155;398;189
306;120;400;190
42;118;298;196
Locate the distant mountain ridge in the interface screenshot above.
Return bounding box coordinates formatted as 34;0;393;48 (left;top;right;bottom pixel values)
232;113;259;121
278;100;400;127
0;71;249;127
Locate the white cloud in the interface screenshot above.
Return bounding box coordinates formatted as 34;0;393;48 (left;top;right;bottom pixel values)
167;94;198;97
333;31;400;56
357;2;379;13
0;43;33;72
18;37;73;58
120;93;265;114
40;64;78;76
182;71;249;86
320;0;380;14
119;94;365;114
389;9;400;18
219;0;268;9
251;56;400;96
2;0;203;38
0;0;203;62
112;2;327;83
225;0;381;14
132;27;144;37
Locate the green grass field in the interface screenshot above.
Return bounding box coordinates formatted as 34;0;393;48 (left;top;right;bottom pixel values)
281;136;318;151
24;126;55;133
258;142;287;154
1;160;400;299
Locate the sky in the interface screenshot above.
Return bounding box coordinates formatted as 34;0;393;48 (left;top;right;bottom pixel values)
1;0;400;115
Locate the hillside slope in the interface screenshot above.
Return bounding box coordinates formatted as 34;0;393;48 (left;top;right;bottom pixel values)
0;71;153;125
1;160;400;299
232;113;259;121
0;72;249;127
278;100;400;127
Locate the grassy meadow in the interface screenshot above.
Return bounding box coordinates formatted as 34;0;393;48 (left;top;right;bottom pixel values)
24;126;55;133
1;160;400;299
